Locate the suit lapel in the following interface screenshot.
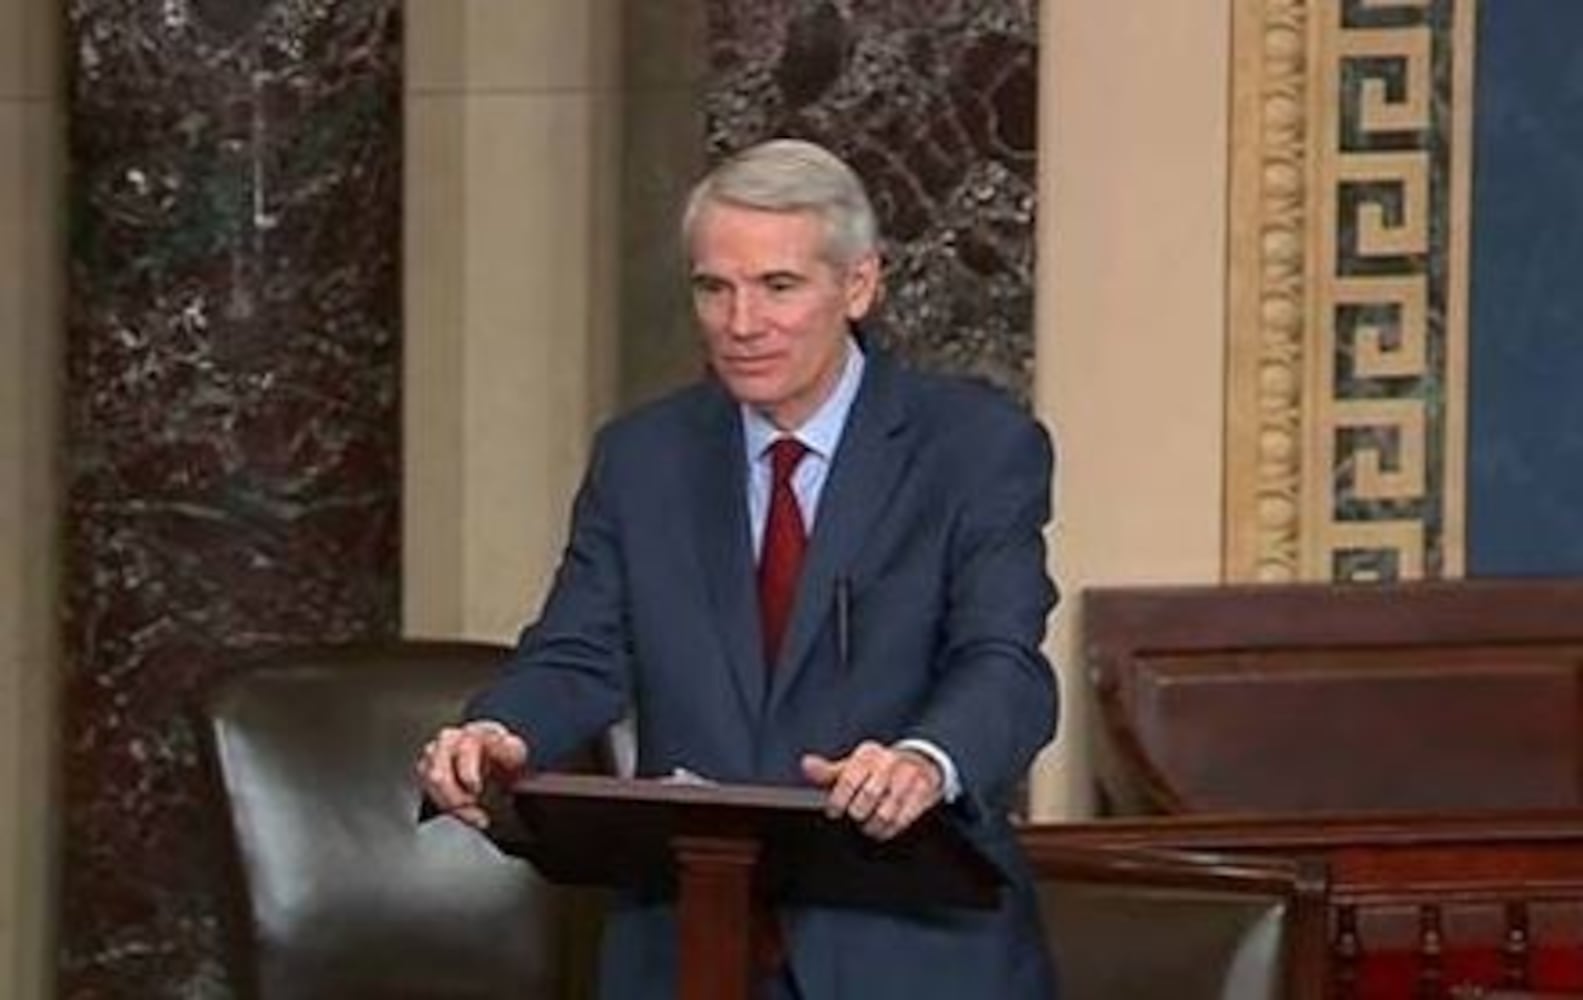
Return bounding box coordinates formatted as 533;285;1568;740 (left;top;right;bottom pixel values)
769;354;915;711
684;385;765;725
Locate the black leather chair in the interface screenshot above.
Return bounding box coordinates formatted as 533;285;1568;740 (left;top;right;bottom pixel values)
198;640;1327;999
196;641;602;1000
1026;839;1328;1000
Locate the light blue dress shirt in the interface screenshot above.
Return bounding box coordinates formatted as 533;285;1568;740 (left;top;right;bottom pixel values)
739;338;962;802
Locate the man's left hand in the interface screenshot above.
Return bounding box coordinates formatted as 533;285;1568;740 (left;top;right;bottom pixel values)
801;741;944;841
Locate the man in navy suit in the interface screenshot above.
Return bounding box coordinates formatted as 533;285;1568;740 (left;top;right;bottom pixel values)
418;139;1060;999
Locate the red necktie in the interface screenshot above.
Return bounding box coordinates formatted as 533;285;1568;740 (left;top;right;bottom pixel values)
758;437;809;668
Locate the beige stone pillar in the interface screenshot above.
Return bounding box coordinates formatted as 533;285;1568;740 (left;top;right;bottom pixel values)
404;0;622;641
0;0;60;994
1030;0;1233;819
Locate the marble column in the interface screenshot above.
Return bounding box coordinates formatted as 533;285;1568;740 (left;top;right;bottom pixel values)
703;0;1039;398
60;2;402;995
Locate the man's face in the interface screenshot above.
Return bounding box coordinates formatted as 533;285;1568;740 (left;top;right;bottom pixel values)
689;202;879;430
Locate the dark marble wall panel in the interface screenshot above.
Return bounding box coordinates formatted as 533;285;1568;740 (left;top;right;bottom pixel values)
703;0;1038;398
61;2;401;996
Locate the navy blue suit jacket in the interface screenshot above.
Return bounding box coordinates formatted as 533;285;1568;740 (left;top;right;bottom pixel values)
469;351;1060;999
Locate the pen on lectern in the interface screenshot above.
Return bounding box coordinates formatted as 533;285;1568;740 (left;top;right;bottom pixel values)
835;576;852;669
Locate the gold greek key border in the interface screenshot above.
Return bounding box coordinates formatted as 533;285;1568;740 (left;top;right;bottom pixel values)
1224;0;1475;582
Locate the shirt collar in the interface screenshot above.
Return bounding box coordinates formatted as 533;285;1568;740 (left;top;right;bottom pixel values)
742;337;866;461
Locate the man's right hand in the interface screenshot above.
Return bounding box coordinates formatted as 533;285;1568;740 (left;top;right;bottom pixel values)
414;720;530;829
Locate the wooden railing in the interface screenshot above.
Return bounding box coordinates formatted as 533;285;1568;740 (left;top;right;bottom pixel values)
1053;580;1583;997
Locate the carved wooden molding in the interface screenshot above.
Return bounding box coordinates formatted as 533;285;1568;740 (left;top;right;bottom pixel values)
1225;0;1476;582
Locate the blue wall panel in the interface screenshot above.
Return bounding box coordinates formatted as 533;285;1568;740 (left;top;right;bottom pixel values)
1467;0;1583;575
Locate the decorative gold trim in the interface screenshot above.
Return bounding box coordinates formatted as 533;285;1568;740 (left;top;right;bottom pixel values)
1225;0;1476;581
1442;0;1475;577
1225;0;1311;583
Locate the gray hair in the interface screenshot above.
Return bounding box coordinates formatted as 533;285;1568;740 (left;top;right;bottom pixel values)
681;139;880;266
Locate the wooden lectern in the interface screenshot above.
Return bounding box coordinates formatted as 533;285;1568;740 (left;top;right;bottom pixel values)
486;773;1005;1000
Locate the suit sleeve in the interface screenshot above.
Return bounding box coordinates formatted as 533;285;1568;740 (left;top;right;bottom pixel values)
906;413;1059;819
465;429;633;768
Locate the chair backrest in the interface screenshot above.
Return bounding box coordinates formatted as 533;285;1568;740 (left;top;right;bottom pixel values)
1023;837;1328;1000
196;641;601;1000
